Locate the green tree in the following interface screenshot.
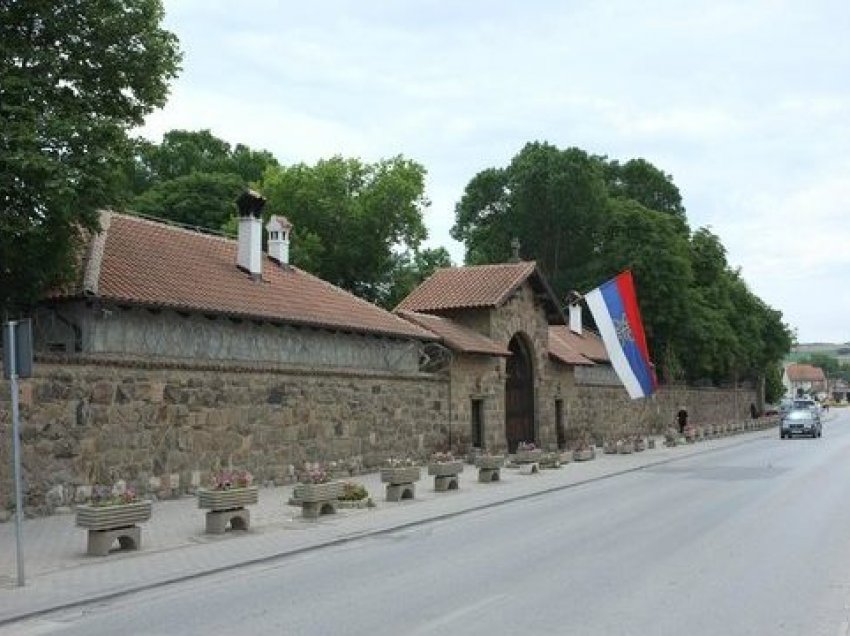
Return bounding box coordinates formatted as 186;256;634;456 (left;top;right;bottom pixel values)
684;229;741;382
131;172;245;231
0;0;181;313
129;129;278;194
602;158;688;232
386;247;453;310
764;363;785;403
260;155;429;305
452;142;607;294
452;141;792;388
125;129;279;230
593;198;693;380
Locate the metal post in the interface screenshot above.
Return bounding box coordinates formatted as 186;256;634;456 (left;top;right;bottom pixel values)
8;321;25;586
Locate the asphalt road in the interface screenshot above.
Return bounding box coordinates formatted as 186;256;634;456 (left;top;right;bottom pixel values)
9;409;850;635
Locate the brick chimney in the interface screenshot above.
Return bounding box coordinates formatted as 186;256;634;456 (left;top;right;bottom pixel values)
236;189;266;278
266;215;293;266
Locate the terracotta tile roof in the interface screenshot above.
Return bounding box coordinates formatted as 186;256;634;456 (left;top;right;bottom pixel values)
548;325;609;364
548;326;594;366
786;363;826;382
55;212;435;340
396;261;539;311
396;311;510;356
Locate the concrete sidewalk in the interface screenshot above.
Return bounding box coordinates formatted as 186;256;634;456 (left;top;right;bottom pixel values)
0;429;776;626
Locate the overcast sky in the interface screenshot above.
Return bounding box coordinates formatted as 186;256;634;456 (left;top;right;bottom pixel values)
139;0;850;344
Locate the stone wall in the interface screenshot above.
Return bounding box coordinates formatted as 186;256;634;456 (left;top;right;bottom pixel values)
0;357;448;515
562;383;758;446
0;353;759;517
447;354;505;452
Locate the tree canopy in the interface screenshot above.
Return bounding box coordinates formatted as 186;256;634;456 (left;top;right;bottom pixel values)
260;155;431;306
0;0;181;314
121;132;438;308
452;141;792;387
453;142;606;295
124;129;279;232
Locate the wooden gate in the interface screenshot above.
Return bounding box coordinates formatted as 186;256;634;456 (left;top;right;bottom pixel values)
505;334;534;452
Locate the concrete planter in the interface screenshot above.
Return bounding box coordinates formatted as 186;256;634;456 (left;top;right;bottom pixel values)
539;452;562;468
572;448;596;462
634;438;646;452
475;455;505;470
514;449;544;463
295;481;344;504
380;467;421;485
336;498;373;509
428;461;464;477
616;440;633;454
75;501;152;531
197;486;258;511
76;500;153;555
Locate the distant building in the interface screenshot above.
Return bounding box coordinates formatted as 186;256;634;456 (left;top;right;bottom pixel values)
831;379;850;403
783;363;827;397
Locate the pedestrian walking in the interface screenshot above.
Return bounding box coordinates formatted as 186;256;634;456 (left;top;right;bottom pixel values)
677;407;688;435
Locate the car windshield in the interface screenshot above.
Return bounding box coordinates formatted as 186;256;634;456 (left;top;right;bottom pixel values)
786;410;814;421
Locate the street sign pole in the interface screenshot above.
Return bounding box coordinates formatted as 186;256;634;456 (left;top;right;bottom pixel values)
7;320;25;586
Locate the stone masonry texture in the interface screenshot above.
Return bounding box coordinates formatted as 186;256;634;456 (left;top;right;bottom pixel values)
0;277;756;516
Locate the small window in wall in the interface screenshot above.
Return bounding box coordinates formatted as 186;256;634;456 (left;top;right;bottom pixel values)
555;399;566;450
471;399;484;448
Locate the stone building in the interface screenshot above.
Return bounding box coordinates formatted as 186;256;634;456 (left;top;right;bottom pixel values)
395;261;618;452
0;204;756;513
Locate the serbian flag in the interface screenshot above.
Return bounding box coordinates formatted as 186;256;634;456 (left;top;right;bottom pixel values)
584;271;657;399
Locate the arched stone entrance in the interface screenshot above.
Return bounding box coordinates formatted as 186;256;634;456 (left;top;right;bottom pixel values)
505;333;535;452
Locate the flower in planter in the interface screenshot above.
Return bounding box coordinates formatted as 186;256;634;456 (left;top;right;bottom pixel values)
89;483;139;507
430;451;455;464
339;482;369;502
384;457;417;468
299;463;331;484
516;441;537;452
209;468;253;491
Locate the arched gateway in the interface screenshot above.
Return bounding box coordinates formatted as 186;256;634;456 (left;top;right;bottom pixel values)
505;333;535;451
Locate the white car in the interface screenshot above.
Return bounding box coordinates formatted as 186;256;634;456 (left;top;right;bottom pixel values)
792;398;821;420
781;409;822;438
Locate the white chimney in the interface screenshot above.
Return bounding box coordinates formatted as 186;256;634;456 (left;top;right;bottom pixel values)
569;303;583;335
266;215;293;265
235;190;266;278
567;291;583;335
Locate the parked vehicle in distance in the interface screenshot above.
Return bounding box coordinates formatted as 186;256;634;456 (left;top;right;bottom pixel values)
780;409;822;439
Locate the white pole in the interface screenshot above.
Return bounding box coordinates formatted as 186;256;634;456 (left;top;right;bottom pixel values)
8;320;25;586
